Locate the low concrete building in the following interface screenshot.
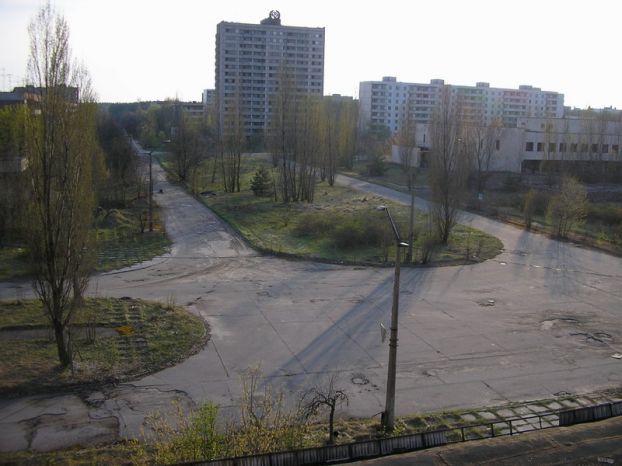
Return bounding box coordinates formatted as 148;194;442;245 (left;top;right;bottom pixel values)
392;116;622;174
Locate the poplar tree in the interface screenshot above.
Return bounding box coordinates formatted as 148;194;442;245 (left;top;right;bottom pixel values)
24;3;100;367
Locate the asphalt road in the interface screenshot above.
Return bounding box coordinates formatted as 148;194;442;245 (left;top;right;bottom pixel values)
1;158;621;452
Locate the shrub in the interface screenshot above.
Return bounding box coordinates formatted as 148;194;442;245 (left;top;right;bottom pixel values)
586;203;622;226
546;176;588;238
333;215;390;249
366;154;387;177
293;212;337;238
250;167;273;197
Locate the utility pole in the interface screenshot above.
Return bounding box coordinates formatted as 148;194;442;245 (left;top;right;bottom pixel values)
377;205;408;431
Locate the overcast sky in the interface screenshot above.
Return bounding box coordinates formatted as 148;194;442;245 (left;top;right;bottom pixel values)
1;0;621;108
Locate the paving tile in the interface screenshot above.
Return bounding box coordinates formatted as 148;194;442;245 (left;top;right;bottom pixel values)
545;401;563;410
477;411;498;421
496;408;516;418
528;404;549;413
461;413;478;423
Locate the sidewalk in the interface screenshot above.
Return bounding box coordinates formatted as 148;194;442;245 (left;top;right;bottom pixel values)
350;415;622;465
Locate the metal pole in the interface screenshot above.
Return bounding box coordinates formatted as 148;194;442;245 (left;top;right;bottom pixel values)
383;238;402;431
148;151;153;232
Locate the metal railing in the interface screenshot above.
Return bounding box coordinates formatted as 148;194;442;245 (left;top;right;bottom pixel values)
186;401;622;466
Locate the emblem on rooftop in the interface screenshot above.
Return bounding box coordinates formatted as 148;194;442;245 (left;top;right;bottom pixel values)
261;10;281;25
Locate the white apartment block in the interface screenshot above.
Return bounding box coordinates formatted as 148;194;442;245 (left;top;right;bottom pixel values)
360;77;564;133
215;11;325;138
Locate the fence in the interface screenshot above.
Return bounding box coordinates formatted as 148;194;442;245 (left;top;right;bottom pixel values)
187;401;622;466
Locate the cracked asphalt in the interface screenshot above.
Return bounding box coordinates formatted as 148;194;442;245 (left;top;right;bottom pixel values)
1;159;621;452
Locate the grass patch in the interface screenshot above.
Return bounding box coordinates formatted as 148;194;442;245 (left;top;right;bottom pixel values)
0;247;30;281
0;297;207;396
340;161;429;193
343;162;622;255
0;199;171;281
189;156;502;266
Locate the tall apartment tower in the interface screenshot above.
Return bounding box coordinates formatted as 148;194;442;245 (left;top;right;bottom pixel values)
215;11;325;139
359;77;564;133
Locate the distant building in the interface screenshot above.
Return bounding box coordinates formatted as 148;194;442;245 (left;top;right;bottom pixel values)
180;101;204;119
215;10;325;139
202;89;215;110
359;77;564;133
392;115;622;174
0;90;25;109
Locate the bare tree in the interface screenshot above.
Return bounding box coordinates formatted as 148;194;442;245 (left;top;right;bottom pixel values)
540;119;557;185
337;99;359;170
396;95;417;262
319;98;338;186
428;88;470;244
171;101;206;185
219;86;245;193
269;67;319;203
24;3;100;367
469;116;502;197
546;176;588;238
300;376;349;444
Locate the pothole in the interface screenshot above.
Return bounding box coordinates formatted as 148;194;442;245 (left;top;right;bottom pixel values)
478;298;496;307
351;373;369;385
540;318;580;330
570;331;613;345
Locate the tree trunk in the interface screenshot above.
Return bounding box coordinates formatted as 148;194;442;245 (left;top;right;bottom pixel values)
54;322;72;367
328;405;335;445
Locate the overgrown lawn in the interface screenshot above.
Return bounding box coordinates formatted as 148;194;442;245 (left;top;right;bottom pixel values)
0;297;207;395
187;156;502;265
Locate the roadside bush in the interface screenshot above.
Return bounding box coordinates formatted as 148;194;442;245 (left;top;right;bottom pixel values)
546;176;588;238
293;212;338;238
416;231;438;264
333;215;390;249
366;154;387;177
522;189;550;219
586;203;622;226
134;368;311;464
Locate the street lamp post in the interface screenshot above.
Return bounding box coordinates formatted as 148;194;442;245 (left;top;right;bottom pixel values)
377;205;408;431
148;150;153;232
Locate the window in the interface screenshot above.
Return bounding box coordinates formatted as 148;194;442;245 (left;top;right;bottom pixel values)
525;142;534;152
549;143;556;153
592;143;599;153
602;144;609;153
496;139;500;150
570;143;578;152
581;143;589;152
537;142;544;152
559;143;567;152
613;144;620;154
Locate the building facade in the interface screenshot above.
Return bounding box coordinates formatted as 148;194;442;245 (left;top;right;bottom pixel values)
360;77;564;133
215;11;325;139
392;116;622;174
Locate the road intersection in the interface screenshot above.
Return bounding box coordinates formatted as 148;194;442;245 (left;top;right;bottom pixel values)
1;160;621;452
